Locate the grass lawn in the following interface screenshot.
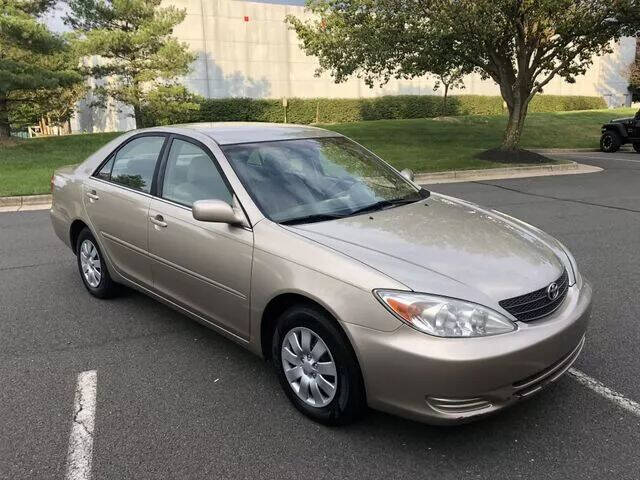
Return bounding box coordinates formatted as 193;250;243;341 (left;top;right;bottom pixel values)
0;107;634;197
0;132;121;197
326;107;636;171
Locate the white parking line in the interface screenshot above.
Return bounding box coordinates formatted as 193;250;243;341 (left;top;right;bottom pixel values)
65;370;98;480
569;368;640;417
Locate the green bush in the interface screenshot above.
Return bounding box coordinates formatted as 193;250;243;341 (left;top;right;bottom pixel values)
148;94;607;126
529;95;607;112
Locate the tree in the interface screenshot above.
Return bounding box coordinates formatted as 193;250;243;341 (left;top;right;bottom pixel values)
138;85;202;127
65;0;197;127
0;0;81;138
10;83;88;134
629;39;640;102
287;0;640;151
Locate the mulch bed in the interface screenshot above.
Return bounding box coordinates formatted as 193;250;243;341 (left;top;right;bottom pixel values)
475;148;554;164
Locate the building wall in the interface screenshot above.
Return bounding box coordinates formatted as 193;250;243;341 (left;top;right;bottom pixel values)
71;0;637;133
172;0;636;106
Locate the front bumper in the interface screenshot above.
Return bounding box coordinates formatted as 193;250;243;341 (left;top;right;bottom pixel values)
344;280;592;425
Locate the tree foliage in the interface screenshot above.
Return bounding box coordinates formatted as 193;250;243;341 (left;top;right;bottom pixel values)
288;0;640;151
0;0;82;137
138;85;202;127
65;0;197;126
10;83;88;131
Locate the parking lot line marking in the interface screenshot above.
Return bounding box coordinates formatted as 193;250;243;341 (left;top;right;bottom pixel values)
65;370;97;480
569;368;640;417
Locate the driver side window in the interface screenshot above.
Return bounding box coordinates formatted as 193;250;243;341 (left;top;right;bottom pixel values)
161;139;232;208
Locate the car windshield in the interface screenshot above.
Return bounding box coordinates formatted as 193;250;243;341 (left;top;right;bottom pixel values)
222;137;424;224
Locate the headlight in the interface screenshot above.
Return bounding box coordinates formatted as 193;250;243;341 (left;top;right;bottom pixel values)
374;290;516;338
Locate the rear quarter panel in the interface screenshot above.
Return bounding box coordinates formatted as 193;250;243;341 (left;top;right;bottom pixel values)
50;166;87;250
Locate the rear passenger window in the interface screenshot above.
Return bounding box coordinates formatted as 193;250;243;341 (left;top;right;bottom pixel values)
110;136;165;193
95;157;114;180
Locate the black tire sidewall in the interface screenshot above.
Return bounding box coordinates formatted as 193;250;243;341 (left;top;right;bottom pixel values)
76;228;116;298
633;142;640;153
600;132;620;152
272;305;365;425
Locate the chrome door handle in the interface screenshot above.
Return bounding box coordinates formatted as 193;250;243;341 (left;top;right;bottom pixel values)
150;214;167;228
86;190;99;201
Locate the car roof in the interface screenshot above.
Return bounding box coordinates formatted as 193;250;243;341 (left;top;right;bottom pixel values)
145;122;343;146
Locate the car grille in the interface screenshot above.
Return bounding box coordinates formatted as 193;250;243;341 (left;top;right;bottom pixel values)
499;269;569;322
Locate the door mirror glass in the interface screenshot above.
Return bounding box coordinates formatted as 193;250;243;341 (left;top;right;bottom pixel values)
192;199;242;224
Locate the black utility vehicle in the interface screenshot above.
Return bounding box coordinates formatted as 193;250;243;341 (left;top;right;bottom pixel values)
600;110;640;152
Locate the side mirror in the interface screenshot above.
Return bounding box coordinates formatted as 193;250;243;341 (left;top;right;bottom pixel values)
400;168;415;182
192;199;244;225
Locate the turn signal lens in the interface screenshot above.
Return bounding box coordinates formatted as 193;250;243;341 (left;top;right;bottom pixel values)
375;290;516;338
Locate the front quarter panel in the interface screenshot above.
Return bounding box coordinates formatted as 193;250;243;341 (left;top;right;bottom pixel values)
249;219;406;354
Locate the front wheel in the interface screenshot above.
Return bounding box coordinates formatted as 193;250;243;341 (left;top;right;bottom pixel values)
600;132;620;153
633;142;640;153
272;305;366;425
76;228;118;298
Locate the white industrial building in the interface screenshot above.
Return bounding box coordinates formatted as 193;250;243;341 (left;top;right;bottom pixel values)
71;0;638;133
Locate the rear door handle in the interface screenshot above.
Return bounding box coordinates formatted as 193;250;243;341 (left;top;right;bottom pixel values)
150;214;167;228
86;190;99;201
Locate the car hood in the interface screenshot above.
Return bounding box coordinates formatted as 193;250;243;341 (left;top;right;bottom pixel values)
284;194;565;306
610;116;634;124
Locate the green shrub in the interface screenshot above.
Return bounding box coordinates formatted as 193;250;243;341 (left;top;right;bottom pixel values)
529;95;607;112
151;94;607;126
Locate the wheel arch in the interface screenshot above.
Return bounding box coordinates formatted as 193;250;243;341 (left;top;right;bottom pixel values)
69;219;90;254
260;292;354;362
602;124;627;140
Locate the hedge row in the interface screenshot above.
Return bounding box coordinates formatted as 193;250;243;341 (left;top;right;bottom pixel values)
146;94;607;126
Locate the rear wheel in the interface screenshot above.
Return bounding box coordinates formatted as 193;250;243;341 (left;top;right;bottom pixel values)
76;228;118;298
272;304;366;425
633;142;640;153
600;131;620;153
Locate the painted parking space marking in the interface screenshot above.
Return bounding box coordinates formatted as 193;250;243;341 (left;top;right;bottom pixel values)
569;368;640;417
65;370;97;480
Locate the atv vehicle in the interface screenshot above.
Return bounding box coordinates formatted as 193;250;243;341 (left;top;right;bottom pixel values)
600;110;640;153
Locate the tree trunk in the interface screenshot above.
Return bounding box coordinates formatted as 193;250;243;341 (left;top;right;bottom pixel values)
0;98;10;139
443;84;449;115
501;96;529;151
133;103;142;129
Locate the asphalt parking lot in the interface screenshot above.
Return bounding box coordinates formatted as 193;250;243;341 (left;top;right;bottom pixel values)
1;150;639;480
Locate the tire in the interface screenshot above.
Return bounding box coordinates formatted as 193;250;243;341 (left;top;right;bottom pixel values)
600;131;620;153
76;227;118;299
633;142;640;153
272;304;366;425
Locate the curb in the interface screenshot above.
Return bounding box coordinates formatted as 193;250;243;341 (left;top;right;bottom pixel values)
415;162;602;185
0;194;52;212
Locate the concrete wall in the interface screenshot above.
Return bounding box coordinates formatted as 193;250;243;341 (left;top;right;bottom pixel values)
172;0;636;106
71;0;637;132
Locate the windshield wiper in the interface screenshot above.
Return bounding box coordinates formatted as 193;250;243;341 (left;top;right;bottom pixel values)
349;197;418;216
280;213;344;225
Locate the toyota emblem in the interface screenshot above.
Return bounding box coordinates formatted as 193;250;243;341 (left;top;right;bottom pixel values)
546;282;559;300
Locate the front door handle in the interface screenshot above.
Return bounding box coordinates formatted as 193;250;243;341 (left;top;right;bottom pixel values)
150;214;167;228
86;190;99;201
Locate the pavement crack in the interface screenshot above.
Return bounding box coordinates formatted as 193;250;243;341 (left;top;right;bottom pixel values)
0;260;66;272
473;181;640;214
